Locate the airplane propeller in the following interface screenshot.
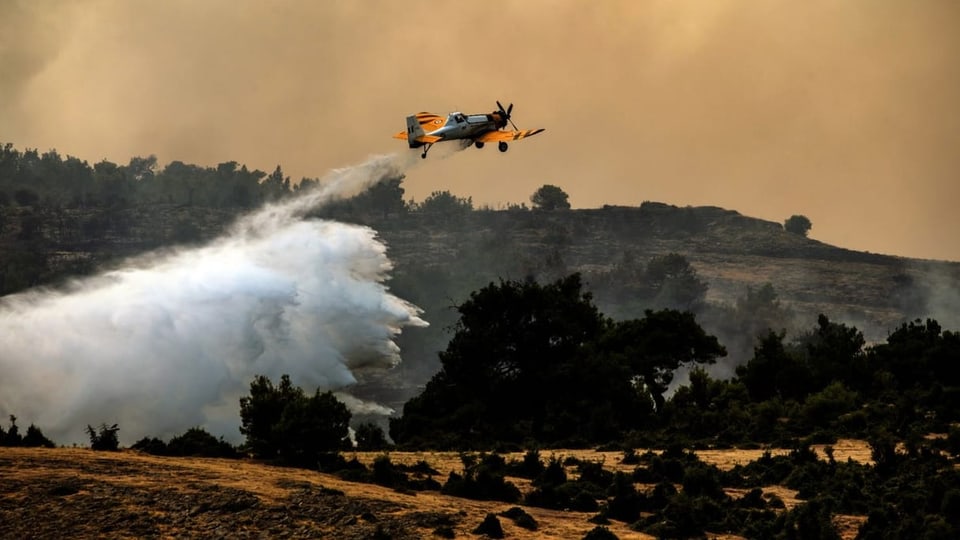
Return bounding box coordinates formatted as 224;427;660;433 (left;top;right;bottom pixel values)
496;100;518;130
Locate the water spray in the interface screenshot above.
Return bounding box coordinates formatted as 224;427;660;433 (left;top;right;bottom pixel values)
0;153;426;444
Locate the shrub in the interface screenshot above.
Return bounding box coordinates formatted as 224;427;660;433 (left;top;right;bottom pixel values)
239;374;351;466
22;424;55;448
86;423;119;451
354;422;389;451
441;454;521;503
604;472;642;522
681;463;727;500
500;507;538;531
371;454;407;489
507;448;545;479
472;513;504;538
582;526;619;540
166;427;238;458
131;437;168;455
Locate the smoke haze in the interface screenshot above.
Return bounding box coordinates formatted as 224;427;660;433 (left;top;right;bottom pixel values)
2;1;958;261
0;153;425;444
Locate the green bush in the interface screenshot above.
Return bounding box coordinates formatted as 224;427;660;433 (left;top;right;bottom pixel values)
86;423;119;451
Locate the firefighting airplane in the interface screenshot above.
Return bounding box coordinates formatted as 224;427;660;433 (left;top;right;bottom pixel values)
393;101;545;159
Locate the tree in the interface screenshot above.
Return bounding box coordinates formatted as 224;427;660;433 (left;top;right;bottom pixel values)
239;374;301;458
415;190;473;217
166;427;237;458
239;374;351;465
644;253;708;312
22;424;55;448
274;389;351;465
86;423;120;451
261;165;291;201
784;214;812;236
355;422;389;450
391;274;633;446
602;310;726;411
3;415;21;446
361;176;406;218
390;274;723;446
530;184;571;211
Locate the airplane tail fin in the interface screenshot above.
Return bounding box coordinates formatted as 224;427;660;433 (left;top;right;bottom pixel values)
405;115;426;148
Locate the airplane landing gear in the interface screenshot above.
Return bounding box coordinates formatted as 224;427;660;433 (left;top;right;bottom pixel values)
421;143;433;159
474;141;485;149
498;141;509;153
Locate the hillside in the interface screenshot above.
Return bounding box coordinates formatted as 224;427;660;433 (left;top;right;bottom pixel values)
375;202;958;333
6;200;955;330
4;198;958;411
0;444;874;539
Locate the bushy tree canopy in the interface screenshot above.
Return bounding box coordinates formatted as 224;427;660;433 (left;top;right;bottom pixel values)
414;190;473;216
530;184;571;211
784;214;812;236
390;274;723;447
239;374;351;465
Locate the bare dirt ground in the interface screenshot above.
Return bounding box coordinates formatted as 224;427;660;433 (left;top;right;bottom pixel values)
0;441;872;539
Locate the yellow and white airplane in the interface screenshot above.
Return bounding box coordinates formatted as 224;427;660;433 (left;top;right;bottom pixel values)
393;101;545;159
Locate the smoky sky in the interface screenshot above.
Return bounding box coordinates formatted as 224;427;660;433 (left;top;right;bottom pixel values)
2;0;959;261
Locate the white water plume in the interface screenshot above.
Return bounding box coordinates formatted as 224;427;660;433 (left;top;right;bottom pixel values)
0;153;426;445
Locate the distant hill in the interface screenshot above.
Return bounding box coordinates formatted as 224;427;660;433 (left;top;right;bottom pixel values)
3;197;958;407
372;201;958;333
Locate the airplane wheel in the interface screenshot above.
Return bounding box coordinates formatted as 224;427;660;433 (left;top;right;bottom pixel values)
475;141;485;149
498;142;509;153
421;152;427;159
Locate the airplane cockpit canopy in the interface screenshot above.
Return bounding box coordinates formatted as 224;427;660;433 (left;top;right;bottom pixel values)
451;113;465;123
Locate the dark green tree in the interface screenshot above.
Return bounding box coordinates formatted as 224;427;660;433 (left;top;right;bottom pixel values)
530;184;571;211
3;415;21;446
239;374;351;465
274;389;351;465
736;330;812;402
644;253;708;312
784;214;812;236
415;190;473;219
261;165;291;201
601;309;726;411
86;423;119;451
355;422;389;450
166;427;237;457
391;275;723;446
361;176;407;218
239;374;302;458
22;424;55;448
391;274;638;446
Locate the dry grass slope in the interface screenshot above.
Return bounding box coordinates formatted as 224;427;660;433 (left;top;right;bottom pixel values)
0;442;873;539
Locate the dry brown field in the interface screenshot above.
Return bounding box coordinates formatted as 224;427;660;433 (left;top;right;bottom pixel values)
0;441;872;539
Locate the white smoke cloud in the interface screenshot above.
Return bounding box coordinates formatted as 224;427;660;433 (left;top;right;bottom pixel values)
0;153;426;445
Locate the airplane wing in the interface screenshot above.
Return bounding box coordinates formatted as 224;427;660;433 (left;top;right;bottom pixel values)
476;128;545;143
392;132;442;143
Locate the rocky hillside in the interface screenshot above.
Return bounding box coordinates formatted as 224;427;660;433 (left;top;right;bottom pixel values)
373;202;959;338
4;199;958;353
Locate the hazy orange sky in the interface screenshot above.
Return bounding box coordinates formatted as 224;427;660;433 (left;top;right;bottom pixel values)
3;1;958;261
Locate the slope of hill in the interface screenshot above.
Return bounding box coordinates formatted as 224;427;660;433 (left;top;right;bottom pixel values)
375;202;958;335
0;445;874;539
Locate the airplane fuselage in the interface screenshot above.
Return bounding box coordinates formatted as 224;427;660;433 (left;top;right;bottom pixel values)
406;112;505;148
